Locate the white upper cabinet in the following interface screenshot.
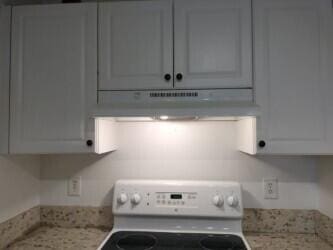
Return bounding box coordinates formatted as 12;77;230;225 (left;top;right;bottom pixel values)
98;0;252;91
10;3;116;154
99;1;173;90
238;0;333;155
174;0;252;89
0;7;10;154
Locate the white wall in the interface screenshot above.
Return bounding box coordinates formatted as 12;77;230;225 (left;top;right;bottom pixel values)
41;121;318;209
318;157;333;218
0;155;40;223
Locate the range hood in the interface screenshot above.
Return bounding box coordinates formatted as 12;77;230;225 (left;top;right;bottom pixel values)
93;89;259;119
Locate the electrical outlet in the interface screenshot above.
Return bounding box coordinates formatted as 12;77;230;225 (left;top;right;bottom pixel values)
68;176;81;196
263;178;278;199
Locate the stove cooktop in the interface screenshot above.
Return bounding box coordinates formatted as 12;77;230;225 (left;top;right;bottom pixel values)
101;231;248;250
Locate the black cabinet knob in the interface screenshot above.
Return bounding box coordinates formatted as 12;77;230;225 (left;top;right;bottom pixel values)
86;140;93;147
164;74;171;81
176;73;183;81
258;140;266;148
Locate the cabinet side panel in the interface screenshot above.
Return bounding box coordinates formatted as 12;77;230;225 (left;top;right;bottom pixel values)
0;7;11;154
236;117;257;155
94;118;117;154
324;3;333;144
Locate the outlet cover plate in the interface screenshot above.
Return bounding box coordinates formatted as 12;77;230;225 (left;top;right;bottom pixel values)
68;176;81;196
263;178;278;199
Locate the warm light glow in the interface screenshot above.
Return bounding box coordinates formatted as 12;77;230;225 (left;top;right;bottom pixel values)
159;115;169;120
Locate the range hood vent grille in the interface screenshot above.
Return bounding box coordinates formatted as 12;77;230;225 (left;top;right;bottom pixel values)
95;89;260;117
149;91;199;98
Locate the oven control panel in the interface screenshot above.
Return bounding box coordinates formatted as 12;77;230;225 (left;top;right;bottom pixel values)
155;192;198;208
113;180;243;218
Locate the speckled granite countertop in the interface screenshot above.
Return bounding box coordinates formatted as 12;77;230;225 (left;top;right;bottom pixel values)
7;227;109;250
246;233;333;250
7;226;333;250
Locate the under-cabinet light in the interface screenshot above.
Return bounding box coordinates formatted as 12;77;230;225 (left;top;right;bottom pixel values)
159;115;169;120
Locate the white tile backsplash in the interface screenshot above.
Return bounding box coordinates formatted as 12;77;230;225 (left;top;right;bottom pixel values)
40;121;318;209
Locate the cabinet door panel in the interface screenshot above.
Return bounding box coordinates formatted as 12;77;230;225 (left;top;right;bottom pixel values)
174;0;252;89
99;1;173;90
0;7;10;154
254;0;331;154
325;4;333;146
10;4;97;153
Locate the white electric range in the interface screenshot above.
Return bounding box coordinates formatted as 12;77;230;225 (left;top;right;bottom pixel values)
98;180;251;250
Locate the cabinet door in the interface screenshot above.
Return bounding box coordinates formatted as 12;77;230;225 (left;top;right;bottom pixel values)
253;0;332;154
99;1;173;90
0;7;10;154
174;0;252;89
10;3;97;154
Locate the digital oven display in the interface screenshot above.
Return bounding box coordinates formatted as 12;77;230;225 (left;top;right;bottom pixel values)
170;194;182;199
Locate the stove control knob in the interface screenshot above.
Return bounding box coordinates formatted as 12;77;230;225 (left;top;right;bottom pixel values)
131;193;141;205
117;193;128;205
227;195;239;207
212;195;224;207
